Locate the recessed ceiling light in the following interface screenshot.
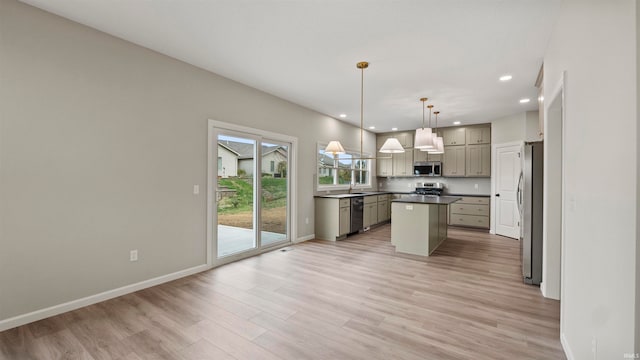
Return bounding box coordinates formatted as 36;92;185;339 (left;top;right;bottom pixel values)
391;127;398;131
453;121;461;125
519;98;530;103
499;75;513;81
339;114;347;118
368;126;375;130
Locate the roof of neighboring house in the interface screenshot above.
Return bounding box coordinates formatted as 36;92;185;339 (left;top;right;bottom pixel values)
219;141;287;160
218;142;240;156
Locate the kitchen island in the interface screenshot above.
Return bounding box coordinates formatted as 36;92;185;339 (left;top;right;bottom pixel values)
391;195;460;256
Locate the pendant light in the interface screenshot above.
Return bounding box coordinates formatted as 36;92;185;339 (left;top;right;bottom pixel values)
429;111;445;154
326;61;400;157
415;101;436;150
324;140;345;155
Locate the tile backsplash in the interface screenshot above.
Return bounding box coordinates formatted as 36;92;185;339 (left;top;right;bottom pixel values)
378;177;491;195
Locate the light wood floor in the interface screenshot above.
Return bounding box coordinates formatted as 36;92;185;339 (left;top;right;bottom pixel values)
0;225;566;360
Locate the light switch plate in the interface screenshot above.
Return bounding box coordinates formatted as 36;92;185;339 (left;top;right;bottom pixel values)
406;205;413;210
193;185;200;195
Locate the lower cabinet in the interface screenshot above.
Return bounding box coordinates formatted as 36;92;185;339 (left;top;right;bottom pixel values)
315;198;351;241
338;205;350;236
363;196;378;228
449;196;490;229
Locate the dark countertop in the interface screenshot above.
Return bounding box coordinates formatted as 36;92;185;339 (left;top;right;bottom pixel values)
444;193;490;197
314;191;392;199
392;195;461;205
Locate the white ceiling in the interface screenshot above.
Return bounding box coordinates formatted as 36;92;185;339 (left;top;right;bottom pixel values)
21;0;560;132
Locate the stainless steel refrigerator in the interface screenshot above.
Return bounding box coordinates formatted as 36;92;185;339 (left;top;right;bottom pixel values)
518;141;543;285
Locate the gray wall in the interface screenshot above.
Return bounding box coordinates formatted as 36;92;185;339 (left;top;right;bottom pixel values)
544;0;637;358
0;0;375;321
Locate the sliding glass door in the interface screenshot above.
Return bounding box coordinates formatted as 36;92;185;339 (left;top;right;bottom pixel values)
211;126;291;264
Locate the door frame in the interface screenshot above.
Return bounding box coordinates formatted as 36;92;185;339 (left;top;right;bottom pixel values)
207;119;298;267
490;141;524;236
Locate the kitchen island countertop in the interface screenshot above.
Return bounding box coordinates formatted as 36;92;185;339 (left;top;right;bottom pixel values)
392;195;461;205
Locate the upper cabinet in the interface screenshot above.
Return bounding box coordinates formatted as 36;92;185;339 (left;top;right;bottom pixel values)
443;146;465;177
376;151;393;177
414;149;442;162
466;126;491;144
376;131;414;150
443;128;466;146
375;125;489;178
466;144;491;177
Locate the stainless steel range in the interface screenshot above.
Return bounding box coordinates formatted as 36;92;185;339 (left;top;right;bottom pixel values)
414;182;445;196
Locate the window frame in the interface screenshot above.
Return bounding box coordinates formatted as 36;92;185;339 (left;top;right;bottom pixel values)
316;142;373;191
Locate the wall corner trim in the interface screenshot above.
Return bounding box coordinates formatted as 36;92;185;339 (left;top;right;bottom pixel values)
0;263;211;332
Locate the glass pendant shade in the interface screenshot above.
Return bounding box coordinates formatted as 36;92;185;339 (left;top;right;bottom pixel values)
414;128;435;150
379;137;405;153
324;140;345;155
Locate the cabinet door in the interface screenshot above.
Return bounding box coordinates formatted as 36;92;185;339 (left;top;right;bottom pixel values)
339;206;350;235
376;151;393;176
466;144;490;177
397;131;414;148
369;203;378;225
467;127;491;144
363;204;371;228
413;148;428;162
443;128;466;146
378;200;389;222
427;153;443;162
443;146;465;176
392;151;413;176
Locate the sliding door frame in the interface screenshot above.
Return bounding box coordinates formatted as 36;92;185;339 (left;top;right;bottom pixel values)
207;119;298;267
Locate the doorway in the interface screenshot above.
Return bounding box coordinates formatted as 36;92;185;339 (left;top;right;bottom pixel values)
208;120;296;266
493;142;523;239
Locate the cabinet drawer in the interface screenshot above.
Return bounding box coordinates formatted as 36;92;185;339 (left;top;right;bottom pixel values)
339;199;351;207
377;194;389;201
364;196;377;204
450;203;489;216
450;214;489;228
459;196;490;205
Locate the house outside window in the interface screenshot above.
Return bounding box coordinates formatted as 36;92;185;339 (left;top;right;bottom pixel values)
218;157;222;171
317;143;371;189
270;160;275;172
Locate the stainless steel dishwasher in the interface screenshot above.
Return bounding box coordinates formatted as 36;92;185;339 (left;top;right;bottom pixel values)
350;196;364;233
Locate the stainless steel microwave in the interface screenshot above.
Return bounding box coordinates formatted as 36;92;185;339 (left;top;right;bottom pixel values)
413;161;442;177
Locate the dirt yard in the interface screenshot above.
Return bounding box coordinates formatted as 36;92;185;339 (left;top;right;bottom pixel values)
218;206;286;233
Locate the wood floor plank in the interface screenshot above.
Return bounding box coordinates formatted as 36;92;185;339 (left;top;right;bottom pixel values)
0;224;566;359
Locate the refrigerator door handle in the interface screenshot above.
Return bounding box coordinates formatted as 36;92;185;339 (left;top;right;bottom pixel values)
517;171;524;214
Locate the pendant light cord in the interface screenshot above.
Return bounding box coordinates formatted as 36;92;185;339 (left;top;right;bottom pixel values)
422;101;425;129
360;64;364;160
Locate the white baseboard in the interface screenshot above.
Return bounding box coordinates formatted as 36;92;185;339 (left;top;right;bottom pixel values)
560;332;574;360
295;234;315;243
0;264;210;332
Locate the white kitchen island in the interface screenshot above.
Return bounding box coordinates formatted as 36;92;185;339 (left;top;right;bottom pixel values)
391;195;461;256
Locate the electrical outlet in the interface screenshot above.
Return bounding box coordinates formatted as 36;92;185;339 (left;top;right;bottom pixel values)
408;183;412;188
130;250;138;262
305;217;309;224
474;183;479;189
193;185;200;195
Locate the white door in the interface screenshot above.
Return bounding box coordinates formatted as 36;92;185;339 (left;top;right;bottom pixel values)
495;144;522;239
